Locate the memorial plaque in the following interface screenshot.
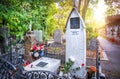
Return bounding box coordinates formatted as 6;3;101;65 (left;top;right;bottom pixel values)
70;17;80;29
36;61;48;67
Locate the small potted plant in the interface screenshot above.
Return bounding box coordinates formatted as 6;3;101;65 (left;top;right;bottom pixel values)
59;59;73;78
87;66;96;79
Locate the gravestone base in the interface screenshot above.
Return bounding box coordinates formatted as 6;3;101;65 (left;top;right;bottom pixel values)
24;54;33;62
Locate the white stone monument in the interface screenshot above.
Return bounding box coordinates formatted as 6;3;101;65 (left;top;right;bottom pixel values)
34;30;43;42
54;29;62;44
65;7;86;78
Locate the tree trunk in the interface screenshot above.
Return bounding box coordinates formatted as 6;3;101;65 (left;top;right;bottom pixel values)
82;0;90;20
78;0;81;13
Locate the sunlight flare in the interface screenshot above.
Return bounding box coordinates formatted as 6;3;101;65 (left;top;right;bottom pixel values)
94;0;108;26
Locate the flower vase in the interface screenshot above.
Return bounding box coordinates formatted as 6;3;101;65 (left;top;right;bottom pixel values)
59;71;63;76
32;51;39;59
34;52;39;57
63;73;68;78
40;51;44;57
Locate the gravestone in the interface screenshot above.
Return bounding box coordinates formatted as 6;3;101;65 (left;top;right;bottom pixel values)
88;39;98;51
0;48;1;55
34;30;43;42
65;7;86;78
24;31;37;62
54;29;62;44
0;26;9;54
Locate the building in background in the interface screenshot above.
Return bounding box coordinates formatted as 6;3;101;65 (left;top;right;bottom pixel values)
105;15;120;44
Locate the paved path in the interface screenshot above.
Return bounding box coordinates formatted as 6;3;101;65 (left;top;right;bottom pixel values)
98;36;120;79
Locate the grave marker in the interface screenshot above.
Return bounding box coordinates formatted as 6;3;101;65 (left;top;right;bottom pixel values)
34;30;43;42
24;31;37;62
88;39;98;51
65;7;86;78
54;29;62;44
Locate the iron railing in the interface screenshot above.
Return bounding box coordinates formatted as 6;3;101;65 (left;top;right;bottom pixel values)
0;52;64;79
22;70;64;79
96;40;106;79
0;58;16;79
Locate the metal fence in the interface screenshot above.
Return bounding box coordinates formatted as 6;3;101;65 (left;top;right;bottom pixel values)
0;52;64;79
96;40;106;79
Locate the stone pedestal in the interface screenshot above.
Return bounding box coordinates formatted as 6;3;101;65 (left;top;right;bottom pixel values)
24;31;37;62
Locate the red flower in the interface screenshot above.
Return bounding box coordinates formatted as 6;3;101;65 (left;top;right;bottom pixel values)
39;44;45;50
31;44;45;51
31;46;38;51
82;63;84;67
22;61;30;67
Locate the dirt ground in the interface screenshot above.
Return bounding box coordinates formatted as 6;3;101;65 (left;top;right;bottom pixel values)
46;42;103;63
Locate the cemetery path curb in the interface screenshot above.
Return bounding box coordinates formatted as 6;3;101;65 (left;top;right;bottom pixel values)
99;44;109;61
100;50;109;61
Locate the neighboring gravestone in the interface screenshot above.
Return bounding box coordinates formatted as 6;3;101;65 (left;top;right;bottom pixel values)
54;29;62;43
24;31;37;62
88;39;98;51
0;48;1;55
34;30;43;42
0;26;9;54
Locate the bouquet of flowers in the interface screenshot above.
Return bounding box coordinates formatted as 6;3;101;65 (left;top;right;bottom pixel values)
31;44;45;58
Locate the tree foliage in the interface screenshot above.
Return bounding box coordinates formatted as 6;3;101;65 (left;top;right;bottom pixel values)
0;0;99;43
0;0;60;40
104;0;120;15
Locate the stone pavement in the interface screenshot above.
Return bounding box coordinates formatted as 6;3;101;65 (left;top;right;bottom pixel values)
98;36;120;79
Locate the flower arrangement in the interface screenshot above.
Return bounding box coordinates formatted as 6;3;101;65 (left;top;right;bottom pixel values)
87;66;96;79
30;44;45;58
22;60;30;67
60;59;80;73
61;59;74;73
60;59;80;78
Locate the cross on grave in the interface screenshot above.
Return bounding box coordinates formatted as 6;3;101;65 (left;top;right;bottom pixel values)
29;21;32;31
65;5;86;78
